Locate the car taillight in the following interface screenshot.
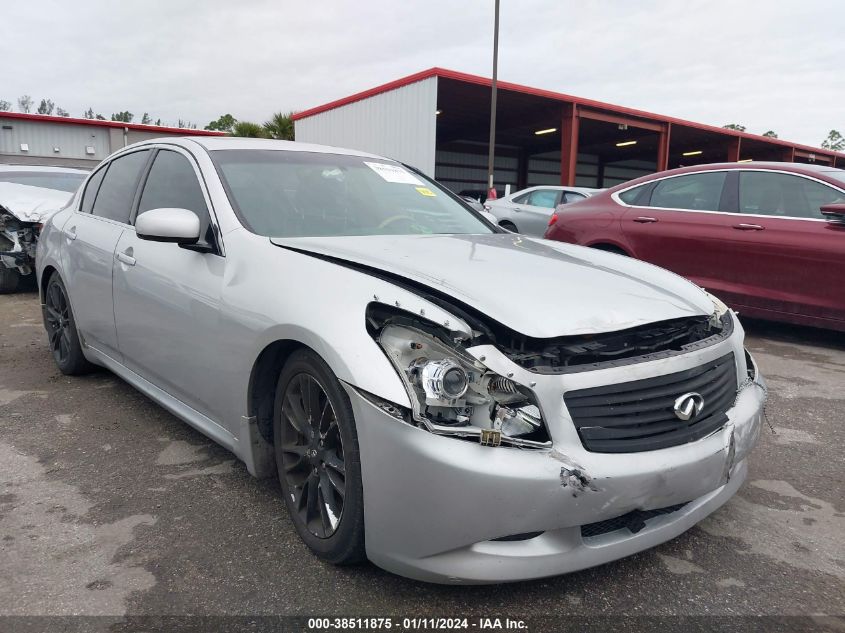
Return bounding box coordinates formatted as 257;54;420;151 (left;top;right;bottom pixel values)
548;212;559;227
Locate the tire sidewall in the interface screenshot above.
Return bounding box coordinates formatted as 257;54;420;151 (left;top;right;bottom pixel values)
45;273;91;375
273;349;365;564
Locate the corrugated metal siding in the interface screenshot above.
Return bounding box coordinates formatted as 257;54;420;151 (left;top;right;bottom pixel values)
294;77;438;176
435;148;519;193
0;116;110;162
602;159;656;187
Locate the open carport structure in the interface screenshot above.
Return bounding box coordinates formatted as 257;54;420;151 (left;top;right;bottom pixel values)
293;68;845;194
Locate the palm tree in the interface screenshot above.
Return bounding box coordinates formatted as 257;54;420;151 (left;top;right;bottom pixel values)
231;121;267;138
263;111;295;140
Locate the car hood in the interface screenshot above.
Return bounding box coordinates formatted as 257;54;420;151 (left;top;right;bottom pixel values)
0;182;72;223
270;233;714;338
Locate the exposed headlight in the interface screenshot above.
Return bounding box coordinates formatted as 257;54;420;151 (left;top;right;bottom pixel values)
377;323;551;448
418;358;469;400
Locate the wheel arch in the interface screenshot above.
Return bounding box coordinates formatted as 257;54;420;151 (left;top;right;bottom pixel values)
247;338;310;445
39;265;58;303
586;241;631;256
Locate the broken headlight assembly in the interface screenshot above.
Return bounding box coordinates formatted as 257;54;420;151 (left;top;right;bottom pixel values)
377;323;551;449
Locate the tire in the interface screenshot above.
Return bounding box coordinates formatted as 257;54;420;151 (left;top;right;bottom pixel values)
499;220;518;232
0;266;20;294
273;349;366;565
43;272;95;375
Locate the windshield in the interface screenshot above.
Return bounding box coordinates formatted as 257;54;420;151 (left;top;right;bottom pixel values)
0;171;86;193
212;150;493;237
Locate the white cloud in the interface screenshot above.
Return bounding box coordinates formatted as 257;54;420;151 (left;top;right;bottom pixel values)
2;0;842;146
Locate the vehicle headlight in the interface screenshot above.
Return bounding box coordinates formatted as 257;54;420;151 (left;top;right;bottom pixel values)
377;323;551;448
419;359;469;400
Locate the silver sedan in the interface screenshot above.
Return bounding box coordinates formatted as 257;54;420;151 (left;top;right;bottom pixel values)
36;137;766;584
485;185;601;235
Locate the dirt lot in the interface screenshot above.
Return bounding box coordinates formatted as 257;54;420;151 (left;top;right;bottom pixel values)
1;287;843;632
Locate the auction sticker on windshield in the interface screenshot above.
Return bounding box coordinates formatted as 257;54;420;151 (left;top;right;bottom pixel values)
364;161;424;186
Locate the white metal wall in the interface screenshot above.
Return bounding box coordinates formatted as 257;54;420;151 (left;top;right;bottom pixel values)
294;77;438;176
0;116;110;164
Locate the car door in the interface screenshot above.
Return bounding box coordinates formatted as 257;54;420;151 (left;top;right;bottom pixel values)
62;149;151;360
730;170;845;325
112;147;226;420
619;171;741;295
517;188;563;235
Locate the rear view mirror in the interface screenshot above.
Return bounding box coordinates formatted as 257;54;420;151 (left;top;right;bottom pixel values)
136;208;201;244
820;203;845;222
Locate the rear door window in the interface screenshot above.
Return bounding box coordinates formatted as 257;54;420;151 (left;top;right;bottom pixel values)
563;191;587;204
650;172;727;211
618;184;649;205
526;189;560;208
739;171;845;219
91;150;151;224
80;166;107;214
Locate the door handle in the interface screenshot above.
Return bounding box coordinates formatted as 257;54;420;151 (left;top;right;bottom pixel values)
116;250;136;266
66;226;77;240
732;223;764;231
633;216;658;223
514;207;523;213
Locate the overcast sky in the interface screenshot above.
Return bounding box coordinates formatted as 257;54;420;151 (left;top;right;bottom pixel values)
3;0;843;147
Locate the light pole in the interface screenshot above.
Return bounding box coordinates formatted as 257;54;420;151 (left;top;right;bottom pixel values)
486;0;500;200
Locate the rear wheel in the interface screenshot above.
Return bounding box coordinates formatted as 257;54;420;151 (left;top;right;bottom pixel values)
499;220;518;232
43;273;95;375
0;266;20;294
273;349;365;565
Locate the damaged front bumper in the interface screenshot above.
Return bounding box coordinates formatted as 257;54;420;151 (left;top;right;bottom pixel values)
346;335;766;584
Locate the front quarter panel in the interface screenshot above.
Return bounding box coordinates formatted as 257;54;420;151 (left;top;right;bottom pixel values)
216;230;475;427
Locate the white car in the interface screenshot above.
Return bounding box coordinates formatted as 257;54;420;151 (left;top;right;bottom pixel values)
0;165;88;292
485;185;601;236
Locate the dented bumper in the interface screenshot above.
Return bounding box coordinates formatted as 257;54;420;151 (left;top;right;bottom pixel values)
347;337;766;584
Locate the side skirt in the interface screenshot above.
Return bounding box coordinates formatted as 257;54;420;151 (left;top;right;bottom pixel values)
83;345;241;458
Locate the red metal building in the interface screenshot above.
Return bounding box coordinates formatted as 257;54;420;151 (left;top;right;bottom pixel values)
293;68;845;193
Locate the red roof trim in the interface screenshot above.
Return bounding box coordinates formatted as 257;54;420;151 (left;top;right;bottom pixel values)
0;111;227;136
292;67;844;160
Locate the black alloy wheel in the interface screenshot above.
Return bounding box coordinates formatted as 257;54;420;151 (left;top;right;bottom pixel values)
44;279;72;365
273;349;365;565
279;373;346;538
42;273;94;375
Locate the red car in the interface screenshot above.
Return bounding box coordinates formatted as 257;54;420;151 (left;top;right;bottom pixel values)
544;162;845;331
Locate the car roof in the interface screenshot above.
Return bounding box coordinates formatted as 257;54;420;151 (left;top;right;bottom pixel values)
0;164;89;174
512;185;601;195
136;136;391;161
605;161;845;193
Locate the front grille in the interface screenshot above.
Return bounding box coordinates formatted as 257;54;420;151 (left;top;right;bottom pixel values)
564;352;736;453
581;503;688;539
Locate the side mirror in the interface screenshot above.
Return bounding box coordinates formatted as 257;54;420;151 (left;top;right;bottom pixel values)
820;203;845;222
135;208;201;244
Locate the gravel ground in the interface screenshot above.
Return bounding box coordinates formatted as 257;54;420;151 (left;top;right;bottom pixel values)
1;287;843;632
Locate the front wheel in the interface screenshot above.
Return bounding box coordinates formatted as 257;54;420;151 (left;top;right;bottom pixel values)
273;349;366;565
43;273;95;375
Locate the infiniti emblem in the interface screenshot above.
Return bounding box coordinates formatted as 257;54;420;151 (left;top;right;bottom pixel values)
673;392;704;421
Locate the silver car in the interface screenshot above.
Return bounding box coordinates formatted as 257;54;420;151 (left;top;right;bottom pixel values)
36;137;766;584
485;185;601;235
